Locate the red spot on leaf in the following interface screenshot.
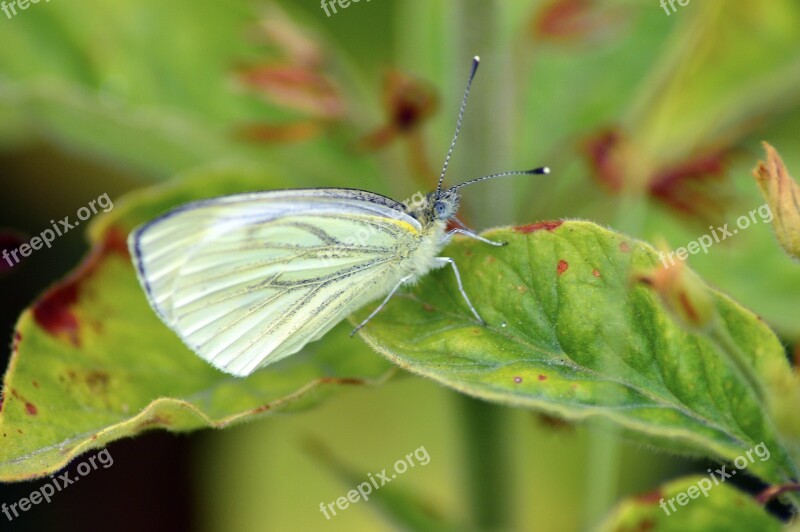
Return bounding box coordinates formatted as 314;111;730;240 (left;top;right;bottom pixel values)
619;241;631;253
32;227;128;344
635;490;664;505
515;220;563;233
531;0;625;43
514;376;523;384
584;128;624;191
25;402;37;416
33;283;80;345
592;269;601;277
538;374;548;381
649;150;729;221
357;70;440;182
557;260;569;275
237;65;344;119
11;331;21;353
0;390;4;414
678;291;700;324
445;219;461;233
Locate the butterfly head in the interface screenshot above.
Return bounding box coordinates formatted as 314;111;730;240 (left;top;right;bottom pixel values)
431;189;460;221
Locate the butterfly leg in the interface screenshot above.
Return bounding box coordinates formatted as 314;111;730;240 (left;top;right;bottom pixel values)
447;228;505;247
350;274;414;337
436;257;485;324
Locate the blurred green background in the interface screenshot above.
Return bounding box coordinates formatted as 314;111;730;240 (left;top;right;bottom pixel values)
1;0;799;530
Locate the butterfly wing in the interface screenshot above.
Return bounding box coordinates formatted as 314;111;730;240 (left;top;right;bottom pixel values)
129;189;422;376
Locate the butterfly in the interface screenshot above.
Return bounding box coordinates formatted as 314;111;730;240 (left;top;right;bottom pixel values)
128;56;549;376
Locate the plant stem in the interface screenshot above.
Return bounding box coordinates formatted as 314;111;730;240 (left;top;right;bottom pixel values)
457;394;511;529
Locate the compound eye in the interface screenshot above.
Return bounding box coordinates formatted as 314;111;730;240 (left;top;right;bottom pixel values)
434;201;447;218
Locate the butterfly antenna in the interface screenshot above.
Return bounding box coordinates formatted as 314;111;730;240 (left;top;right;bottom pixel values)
450;166;550;191
435;56;481;198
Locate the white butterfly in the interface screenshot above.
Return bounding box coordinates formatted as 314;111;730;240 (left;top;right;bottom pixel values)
129;57;549;376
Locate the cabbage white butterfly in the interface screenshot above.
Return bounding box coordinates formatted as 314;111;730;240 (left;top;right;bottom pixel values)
129;56;549;376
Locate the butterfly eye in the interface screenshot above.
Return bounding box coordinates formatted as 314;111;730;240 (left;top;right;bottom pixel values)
434;200;447;218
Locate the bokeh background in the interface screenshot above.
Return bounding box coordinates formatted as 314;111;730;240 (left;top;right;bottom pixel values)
1;0;799;530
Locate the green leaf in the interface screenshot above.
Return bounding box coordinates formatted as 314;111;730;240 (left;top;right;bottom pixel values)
0;167;393;482
597;476;782;532
354;221;799;484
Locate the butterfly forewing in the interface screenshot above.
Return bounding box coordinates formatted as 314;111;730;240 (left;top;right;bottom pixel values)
130;189;421;376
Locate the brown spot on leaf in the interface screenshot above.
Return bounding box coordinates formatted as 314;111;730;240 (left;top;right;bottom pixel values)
86;371;110;395
319;377;364;386
514;376;523;384
137;415;171;430
516;285;529;294
31;380;39;388
25;402;37;416
619;241;631;253
252;403;272;415
422;303;435;312
592;269;601;277
514;220;563;233
236;121;325;144
536;413;573;431
538;374;548;381
557;260;569;275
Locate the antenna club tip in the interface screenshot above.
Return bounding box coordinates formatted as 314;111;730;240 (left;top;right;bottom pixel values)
473;55;480;63
527;166;550;175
